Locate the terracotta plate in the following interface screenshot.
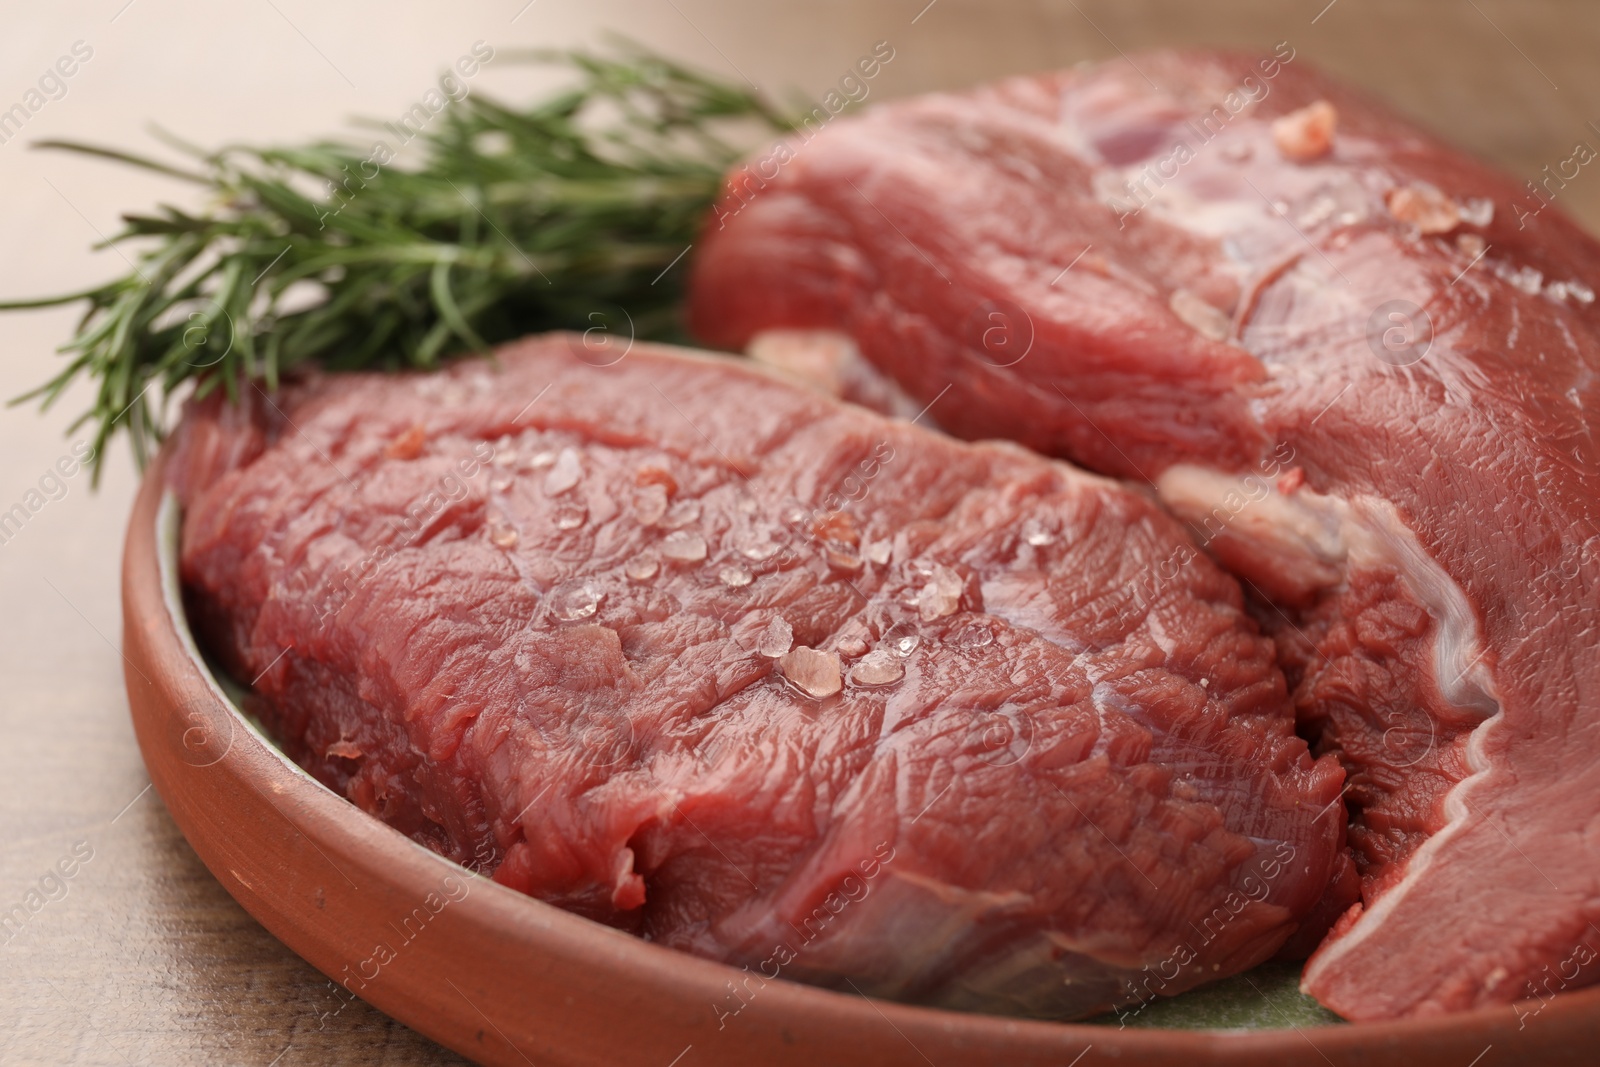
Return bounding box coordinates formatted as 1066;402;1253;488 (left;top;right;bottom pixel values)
121;450;1600;1066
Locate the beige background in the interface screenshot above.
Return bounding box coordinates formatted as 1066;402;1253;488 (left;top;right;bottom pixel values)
2;2;1596;1064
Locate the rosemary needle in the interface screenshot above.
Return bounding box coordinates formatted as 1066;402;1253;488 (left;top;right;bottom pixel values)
3;42;790;483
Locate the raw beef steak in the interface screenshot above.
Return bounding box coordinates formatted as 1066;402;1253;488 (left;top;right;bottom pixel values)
687;48;1600;1018
169;334;1345;1020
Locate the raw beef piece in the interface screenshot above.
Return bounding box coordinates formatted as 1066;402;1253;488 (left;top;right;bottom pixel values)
169;334;1345;1020
686;49;1600;1019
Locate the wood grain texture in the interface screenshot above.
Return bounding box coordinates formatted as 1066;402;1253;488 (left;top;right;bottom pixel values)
2;2;1596;1064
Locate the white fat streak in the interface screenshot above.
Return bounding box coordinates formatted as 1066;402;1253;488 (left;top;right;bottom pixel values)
1346;501;1499;717
1301;703;1510;996
745;328;928;421
1156;464;1500;717
747;329;862;396
1157;464;1343;563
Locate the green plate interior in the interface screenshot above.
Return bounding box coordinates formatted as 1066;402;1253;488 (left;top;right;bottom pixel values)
1087;962;1343;1030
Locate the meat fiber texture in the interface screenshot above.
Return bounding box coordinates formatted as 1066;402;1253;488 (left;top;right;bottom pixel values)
168;334;1345;1020
687;47;1600;1019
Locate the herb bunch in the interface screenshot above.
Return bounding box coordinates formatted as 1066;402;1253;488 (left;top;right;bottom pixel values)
2;43;788;481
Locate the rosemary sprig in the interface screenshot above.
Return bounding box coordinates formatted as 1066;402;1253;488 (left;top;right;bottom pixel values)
3;42;789;482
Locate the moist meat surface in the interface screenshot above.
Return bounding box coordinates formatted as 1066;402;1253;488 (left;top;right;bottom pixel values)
169;334;1344;1020
687;48;1600;1018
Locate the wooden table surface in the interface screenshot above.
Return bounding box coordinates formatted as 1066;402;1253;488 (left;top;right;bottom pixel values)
3;2;1596;1063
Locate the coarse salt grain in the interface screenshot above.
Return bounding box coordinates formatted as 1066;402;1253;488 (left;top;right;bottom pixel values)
1272;100;1337;163
849;649;904;687
779;646;842;698
1387;183;1459;235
